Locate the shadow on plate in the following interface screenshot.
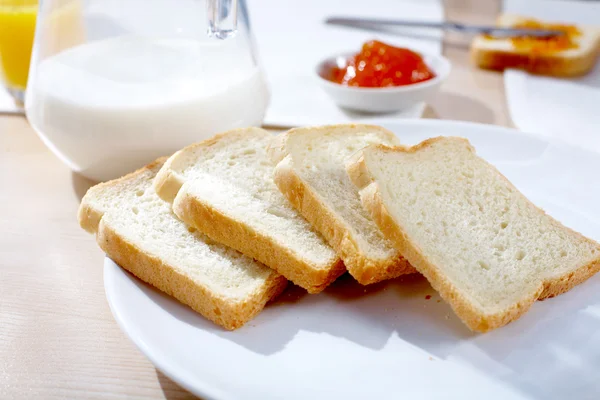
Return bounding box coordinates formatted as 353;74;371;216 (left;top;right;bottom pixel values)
332;93;494;127
428;91;496;124
338;106;414;120
131;264;600;399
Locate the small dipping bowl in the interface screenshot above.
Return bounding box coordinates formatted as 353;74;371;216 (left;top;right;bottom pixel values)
316;51;451;113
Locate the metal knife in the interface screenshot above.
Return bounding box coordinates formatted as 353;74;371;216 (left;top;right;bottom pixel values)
325;17;564;38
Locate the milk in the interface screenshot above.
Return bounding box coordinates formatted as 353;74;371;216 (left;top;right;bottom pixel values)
26;36;269;181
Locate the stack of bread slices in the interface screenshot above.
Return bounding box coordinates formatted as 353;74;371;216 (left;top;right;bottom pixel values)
79;124;600;332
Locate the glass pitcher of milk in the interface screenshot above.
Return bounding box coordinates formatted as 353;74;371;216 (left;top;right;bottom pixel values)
25;0;269;181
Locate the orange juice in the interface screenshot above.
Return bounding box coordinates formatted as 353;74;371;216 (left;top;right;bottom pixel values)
0;0;37;93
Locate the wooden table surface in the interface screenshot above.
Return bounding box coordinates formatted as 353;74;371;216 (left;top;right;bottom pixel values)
0;1;507;398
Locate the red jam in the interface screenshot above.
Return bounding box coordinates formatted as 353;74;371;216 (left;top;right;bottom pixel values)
484;18;581;54
511;19;581;53
328;40;436;88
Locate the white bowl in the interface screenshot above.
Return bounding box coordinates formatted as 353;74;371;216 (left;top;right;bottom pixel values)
316;51;451;113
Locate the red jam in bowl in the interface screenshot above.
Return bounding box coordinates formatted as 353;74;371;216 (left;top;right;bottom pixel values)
327;40;436;88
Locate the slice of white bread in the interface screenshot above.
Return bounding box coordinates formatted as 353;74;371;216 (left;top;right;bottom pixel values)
471;13;600;76
268;124;415;285
347;137;600;332
154;128;344;294
78;158;287;330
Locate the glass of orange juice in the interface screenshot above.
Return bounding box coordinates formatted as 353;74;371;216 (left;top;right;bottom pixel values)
0;0;37;103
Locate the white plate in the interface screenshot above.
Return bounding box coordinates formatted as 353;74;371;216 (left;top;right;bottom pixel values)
316;52;451;113
503;0;600;152
105;120;600;400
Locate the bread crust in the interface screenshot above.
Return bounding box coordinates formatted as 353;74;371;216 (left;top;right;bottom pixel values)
155;128;345;294
152;152;185;203
471;42;600;77
79;159;287;330
347;137;600;332
79;158;167;233
271;133;415;285
98;219;287;330
470;14;600;77
154;128;256;204
172;185;345;294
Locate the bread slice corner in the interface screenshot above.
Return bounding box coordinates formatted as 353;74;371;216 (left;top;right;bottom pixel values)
154;128;344;294
79;158;287;330
348;136;600;332
269;124;415;285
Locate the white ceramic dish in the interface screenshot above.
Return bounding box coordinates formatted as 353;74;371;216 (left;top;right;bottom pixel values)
104;119;600;400
502;0;600;153
315;52;450;113
248;0;444;126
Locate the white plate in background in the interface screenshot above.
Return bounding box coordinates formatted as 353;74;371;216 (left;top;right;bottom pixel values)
105;119;600;400
503;0;600;152
247;0;443;127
